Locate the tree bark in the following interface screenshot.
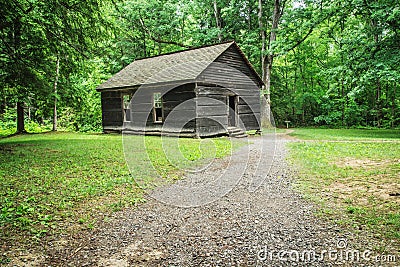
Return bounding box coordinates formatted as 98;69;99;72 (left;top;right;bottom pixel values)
392;84;396;128
376;78;381;127
247;0;252;30
258;0;269;128
52;55;60;131
260;0;282;128
213;0;222;42
258;0;266;83
263;55;273;127
341;77;345;126
16;102;25;133
371;19;382;127
14;16;26;134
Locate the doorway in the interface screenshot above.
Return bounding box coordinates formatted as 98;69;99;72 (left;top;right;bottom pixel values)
228;95;237;126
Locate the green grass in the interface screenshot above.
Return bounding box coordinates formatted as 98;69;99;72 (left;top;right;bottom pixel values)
289;128;400;140
0;132;240;246
0;121;53;137
288;128;400;242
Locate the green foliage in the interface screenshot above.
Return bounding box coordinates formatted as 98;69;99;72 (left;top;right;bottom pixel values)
271;0;400;128
0;0;114;133
1;0;399;132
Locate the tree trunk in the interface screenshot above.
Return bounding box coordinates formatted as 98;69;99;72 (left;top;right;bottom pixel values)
52;56;60;131
371;19;382;127
258;0;266;83
376;78;381;127
16;101;25;133
143;30;146;57
14;17;25;134
247;0;252;30
341;78;345;126
392;84;396;128
258;0;269;128
263;55;273;127
213;0;222;42
260;0;282;128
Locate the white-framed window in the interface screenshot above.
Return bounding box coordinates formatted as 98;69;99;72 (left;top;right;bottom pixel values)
123;93;132;122
153;92;163;122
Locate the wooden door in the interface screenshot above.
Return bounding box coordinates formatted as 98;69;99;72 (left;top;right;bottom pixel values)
228;95;237;126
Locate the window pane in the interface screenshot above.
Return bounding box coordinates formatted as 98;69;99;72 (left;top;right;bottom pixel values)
153;93;162;108
123;94;131;109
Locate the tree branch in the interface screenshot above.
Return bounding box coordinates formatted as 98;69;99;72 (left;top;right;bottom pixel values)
138;15;192;49
278;8;335;56
285;26;315;53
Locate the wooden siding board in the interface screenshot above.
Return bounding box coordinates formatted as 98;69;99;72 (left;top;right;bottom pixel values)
238;113;260;130
197;105;226;116
101;91;123;127
197;66;258;87
196;94;226;104
196;116;228;127
102;98;123;110
238;104;258;114
102;111;123;126
215;46;261;86
102;91;121;98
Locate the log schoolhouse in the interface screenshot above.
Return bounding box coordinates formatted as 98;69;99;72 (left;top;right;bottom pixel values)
96;41;263;137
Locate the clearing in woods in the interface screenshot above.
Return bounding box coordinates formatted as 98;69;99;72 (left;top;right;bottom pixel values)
0;128;399;265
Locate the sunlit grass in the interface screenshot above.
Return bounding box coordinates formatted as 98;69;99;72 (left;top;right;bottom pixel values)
288;129;400;242
289;128;400;140
0;132;240;246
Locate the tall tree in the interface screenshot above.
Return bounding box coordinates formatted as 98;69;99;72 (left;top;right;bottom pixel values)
258;0;285;127
0;0;109;133
213;0;222;42
52;56;60;131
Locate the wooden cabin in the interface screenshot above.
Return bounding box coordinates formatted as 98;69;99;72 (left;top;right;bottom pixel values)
96;41;263;137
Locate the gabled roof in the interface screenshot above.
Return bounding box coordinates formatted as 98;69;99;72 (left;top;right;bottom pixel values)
97;41;262;90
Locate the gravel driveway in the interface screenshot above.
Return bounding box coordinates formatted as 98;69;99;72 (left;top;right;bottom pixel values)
42;133;389;266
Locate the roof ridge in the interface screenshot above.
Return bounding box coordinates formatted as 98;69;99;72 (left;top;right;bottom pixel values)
132;40;235;62
96;40;266;90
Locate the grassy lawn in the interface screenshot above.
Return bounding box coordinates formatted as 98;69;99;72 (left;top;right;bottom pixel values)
289;128;400;140
0;132;240;250
288;128;400;249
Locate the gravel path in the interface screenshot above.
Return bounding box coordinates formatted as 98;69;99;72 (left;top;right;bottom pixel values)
41;133;390;266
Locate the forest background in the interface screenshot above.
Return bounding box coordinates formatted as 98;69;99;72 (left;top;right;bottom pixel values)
1;0;399;134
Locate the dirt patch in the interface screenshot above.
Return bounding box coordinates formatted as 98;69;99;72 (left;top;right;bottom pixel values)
329;179;400;206
333;157;397;168
277;129;298;141
4;252;45;267
0;143;35;153
329;157;400;205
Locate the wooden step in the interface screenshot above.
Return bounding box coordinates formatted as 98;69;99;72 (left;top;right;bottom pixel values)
227;126;248;138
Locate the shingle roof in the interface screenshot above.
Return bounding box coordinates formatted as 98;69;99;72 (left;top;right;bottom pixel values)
97;41;260;90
